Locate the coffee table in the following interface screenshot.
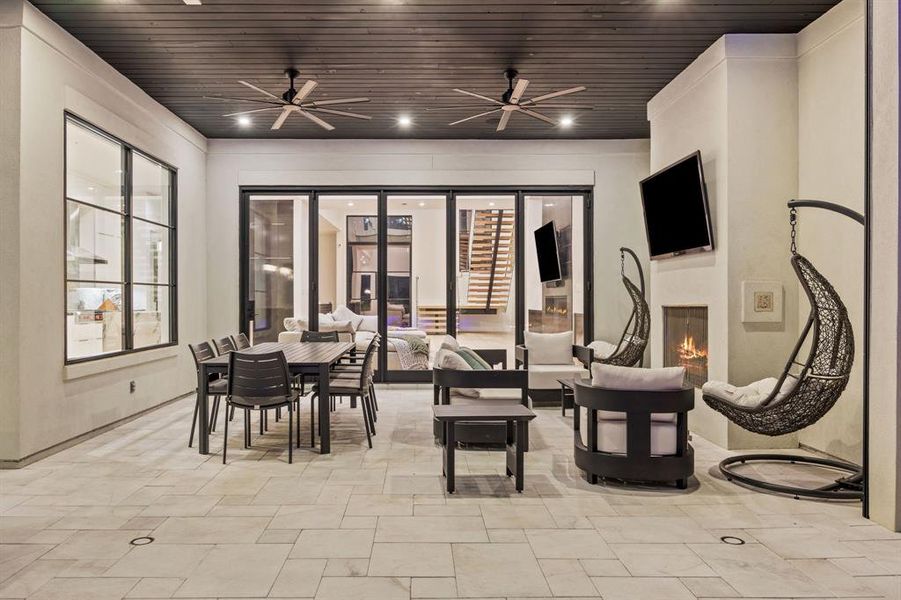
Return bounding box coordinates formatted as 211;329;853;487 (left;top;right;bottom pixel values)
432;404;536;493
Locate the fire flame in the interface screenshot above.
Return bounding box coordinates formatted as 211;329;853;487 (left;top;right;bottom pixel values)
678;334;707;362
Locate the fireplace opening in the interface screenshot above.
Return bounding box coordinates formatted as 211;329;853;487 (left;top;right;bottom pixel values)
664;306;708;388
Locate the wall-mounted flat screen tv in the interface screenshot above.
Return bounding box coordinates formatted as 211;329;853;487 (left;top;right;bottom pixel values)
639;150;714;259
534;221;562;283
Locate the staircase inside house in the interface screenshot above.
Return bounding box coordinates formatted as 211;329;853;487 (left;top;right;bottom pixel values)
464;209;515;312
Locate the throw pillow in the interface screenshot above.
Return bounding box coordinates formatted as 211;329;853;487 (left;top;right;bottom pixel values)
588;340;618;360
358;315;378;332
456;347;492;370
439;334;459;351
524;330;573;365
283;317;308;332
332;305;364;330
435;348;480;398
591;363;685;391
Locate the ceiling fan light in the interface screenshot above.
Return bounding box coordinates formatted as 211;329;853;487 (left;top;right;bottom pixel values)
560;115;575;128
237;116;251;127
398;115;412;127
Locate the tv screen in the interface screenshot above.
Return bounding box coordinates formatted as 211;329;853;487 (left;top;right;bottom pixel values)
534;221;562;283
639;151;714;259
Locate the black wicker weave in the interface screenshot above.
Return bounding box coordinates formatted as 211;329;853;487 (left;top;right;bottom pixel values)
703;253;853;436
597;247;650;368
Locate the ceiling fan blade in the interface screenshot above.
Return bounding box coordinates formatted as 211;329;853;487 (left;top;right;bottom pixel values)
425;105;499;111
521;86;587;106
496;110;513;132
520;108;556;125
204;96;285;106
222;106;285;117
271;107;294;130
509;78;530;104
298;110;336;131
305;97;370;107
238;80;282;101
528;104;594;110
448;108;503;126
292;80;318;105
452;89;503;105
306;107;372;120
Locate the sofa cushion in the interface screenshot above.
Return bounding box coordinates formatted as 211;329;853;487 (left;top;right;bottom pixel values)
332;305;364;330
578;410;677;456
435;348;479;398
358;315;378;332
702;376;798;408
528;363;589;390
588;340;617;360
524;330;573;365
591;363;685;391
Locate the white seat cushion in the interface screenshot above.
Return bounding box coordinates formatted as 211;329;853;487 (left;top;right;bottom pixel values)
579;410;677;456
702;376;798;408
588;340;617;360
591;363;685;391
528;363;588;390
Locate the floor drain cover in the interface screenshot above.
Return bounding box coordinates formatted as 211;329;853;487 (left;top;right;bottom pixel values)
129;536;154;546
720;535;745;545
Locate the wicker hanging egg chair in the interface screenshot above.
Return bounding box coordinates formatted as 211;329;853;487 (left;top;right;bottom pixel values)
595;247;650;368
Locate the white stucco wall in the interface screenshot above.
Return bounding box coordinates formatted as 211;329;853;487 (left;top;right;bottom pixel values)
0;1;208;463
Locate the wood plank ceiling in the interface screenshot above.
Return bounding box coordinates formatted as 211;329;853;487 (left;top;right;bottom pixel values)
32;0;839;139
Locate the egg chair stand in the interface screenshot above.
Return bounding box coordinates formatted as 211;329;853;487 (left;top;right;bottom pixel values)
596;247;650;368
704;200;864;501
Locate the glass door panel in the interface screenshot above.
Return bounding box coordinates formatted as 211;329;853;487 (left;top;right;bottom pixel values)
523;194;585;343
246;194;308;344
387;194;446;373
454;194;517;365
318;194;380;370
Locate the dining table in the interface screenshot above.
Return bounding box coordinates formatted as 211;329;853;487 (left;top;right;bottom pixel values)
195;340;356;455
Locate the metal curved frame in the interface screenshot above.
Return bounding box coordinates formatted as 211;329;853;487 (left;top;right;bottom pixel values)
719;454;863;500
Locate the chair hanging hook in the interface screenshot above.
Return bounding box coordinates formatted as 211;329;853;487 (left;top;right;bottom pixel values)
789;207;798;255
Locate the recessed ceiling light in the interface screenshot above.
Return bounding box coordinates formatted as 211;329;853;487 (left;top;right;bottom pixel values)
237;116;251;127
398;115;412;127
560;116;574;128
488;202;495;207
347;201;355;207
418;201;425;207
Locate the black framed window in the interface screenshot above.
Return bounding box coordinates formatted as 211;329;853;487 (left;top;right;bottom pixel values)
65;114;177;363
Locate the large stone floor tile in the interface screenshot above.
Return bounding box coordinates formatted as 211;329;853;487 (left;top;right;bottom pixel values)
452;543;551;598
368;543;454;577
375;516;488;543
174;543;291;598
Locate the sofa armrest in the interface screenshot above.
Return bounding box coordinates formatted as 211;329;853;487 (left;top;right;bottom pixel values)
515;344;529;369
573;344;594;368
278;331;303;344
474;348;507;369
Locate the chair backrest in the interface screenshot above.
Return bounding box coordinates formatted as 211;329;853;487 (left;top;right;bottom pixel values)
227;351;292;399
232;332;251;350
301;330;339;343
213;336;237;354
189;341;216;370
356;334;380;389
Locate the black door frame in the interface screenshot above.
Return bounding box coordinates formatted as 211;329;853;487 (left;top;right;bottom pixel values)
239;185;594;383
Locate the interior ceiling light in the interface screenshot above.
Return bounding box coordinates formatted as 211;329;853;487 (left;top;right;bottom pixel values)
418;202;425;207
347;202;355;207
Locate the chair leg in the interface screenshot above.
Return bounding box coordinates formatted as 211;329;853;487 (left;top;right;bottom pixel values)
360;395;373;449
210;396;220;432
259;410;265;435
295;398;301;448
229;405;236;421
287;402;293;464
188;390;200;448
370;383;378;419
222;402;229;464
364;394;376;436
244;409;251;448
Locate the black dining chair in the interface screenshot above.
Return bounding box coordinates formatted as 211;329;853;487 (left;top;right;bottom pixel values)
232;332;251;350
295;330;340;397
212;336;237;355
188;342;227;447
332;334;381;419
223;351;300;464
312;338;378;449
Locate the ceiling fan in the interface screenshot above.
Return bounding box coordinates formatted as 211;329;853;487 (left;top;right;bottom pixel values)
204;68;371;131
432;69;590;132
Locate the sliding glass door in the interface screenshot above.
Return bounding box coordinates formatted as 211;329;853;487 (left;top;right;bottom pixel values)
240;187;592;382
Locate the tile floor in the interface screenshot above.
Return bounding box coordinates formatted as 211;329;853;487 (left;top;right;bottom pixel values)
1;385;899;600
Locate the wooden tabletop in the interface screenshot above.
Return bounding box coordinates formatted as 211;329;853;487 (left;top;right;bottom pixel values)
201;341;355;366
433;404;536;422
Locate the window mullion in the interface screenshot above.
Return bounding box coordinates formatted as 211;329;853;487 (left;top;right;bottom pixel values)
123;147;134;351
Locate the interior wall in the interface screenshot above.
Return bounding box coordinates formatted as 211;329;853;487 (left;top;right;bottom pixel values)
0;1;207;463
205;139;651;344
795;0;866;463
868;0;900;532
